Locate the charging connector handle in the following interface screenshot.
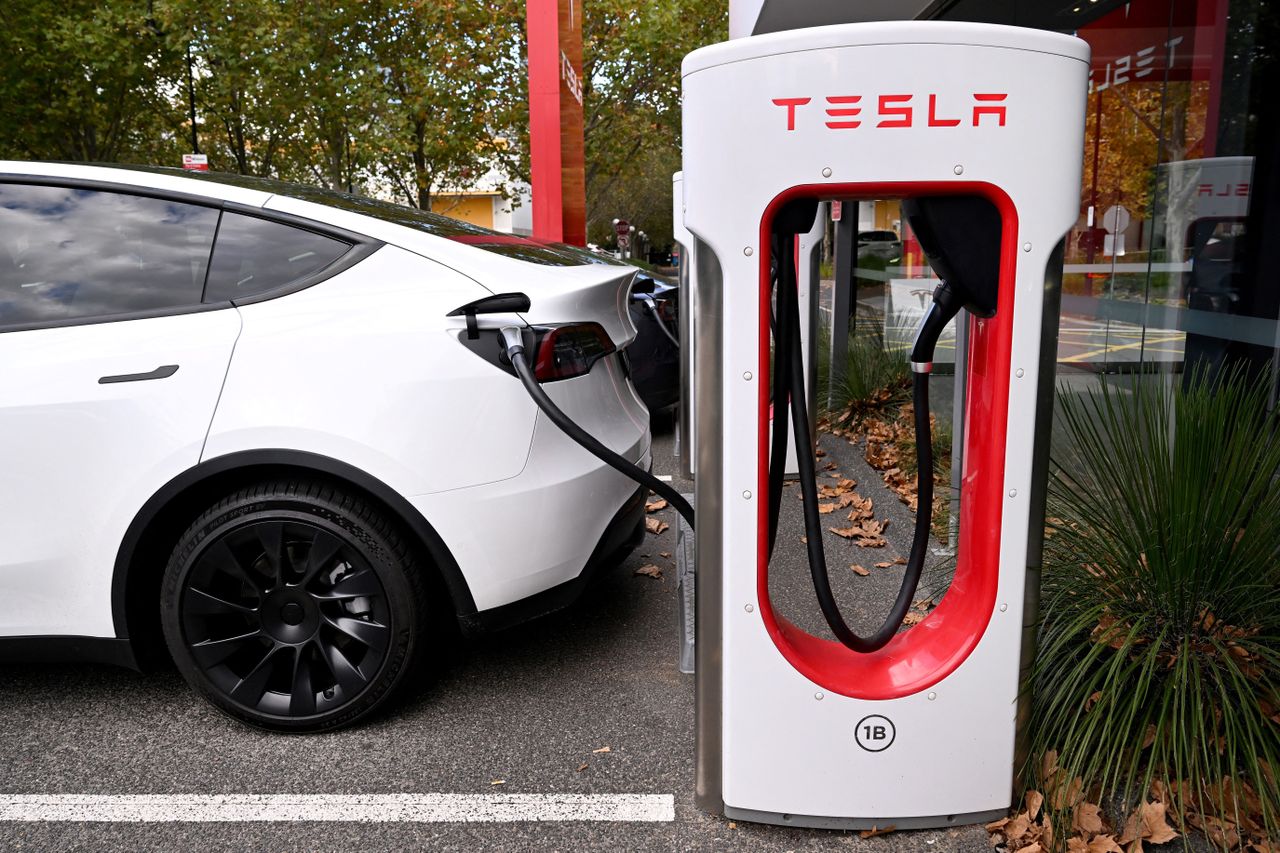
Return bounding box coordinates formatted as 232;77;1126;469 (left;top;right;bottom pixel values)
635;294;680;348
500;327;695;530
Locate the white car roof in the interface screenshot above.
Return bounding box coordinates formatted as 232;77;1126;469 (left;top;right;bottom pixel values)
0;161;641;345
0;160;624;284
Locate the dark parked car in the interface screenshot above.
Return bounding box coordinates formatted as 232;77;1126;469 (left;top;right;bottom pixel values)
857;229;902;263
627;272;680;413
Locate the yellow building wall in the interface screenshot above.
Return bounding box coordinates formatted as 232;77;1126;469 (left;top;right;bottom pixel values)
430;195;494;229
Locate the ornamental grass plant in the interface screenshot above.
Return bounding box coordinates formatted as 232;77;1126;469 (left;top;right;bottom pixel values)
1030;368;1280;849
816;318;913;423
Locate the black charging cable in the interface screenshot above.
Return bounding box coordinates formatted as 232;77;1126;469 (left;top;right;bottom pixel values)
768;231;961;653
500;327;695;529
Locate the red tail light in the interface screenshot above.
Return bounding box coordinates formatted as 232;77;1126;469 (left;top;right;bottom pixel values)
532;323;616;382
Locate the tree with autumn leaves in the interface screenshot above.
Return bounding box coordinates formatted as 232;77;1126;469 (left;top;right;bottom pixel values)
582;0;726;249
0;0;723;237
0;1;527;209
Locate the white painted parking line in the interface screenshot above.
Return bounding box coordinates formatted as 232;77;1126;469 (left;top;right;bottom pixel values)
655;474;673;482
0;793;676;823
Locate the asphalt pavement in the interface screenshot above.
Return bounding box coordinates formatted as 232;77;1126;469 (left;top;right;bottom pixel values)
0;414;991;852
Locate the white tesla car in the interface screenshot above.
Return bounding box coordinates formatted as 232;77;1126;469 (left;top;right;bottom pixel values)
0;162;652;731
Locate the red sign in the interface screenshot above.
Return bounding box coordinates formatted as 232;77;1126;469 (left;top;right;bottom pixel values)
614;219;630;237
182;154;208;172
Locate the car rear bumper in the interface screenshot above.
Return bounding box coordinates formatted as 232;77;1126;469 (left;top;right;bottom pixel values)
464;483;646;634
409;415;651;615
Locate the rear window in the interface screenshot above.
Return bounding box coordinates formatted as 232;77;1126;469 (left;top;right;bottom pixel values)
204;212;351;302
94;165;596;267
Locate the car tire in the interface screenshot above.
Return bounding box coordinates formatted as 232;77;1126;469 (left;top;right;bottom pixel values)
160;480;428;732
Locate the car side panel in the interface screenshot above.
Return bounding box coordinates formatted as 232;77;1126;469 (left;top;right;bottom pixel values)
414;354;652;612
203;244;538;501
0;309;242;637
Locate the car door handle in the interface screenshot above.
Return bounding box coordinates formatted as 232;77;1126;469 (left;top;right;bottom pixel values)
98;365;180;384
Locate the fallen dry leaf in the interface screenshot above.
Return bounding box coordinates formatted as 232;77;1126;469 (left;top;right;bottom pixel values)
576;762;588;772
728;821;737;830
875;561;894;568
645;517;669;535
634;565;663;580
1119;801;1178;847
592;746;611;754
1086;836;1123;853
1026;790;1045;820
659;551;671;558
823;461;837;470
1042;750;1060;781
645;498;668;513
859;825;896;839
815;449;826;457
850;564;870;576
490;779;505;786
845;495;875;517
838;492;865;510
1005;812;1032;842
1188;813;1239;849
818;502;837;514
1074;802;1104;835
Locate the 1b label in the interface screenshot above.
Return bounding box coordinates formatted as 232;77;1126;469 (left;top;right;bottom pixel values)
855;715;896;752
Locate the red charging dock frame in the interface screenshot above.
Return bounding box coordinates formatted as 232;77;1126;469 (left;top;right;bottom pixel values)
756;181;1020;701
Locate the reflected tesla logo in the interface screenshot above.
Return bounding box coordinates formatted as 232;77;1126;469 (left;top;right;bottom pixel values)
771;93;1008;131
1198;183;1250;198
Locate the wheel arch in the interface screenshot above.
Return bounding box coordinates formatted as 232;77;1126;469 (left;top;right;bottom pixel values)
112;449;477;668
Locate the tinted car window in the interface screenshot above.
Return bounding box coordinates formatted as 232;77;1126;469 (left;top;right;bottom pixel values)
92;164;595;267
0;184;217;327
203;212;352;303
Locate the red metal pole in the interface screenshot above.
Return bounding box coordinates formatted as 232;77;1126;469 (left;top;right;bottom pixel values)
526;0;564;242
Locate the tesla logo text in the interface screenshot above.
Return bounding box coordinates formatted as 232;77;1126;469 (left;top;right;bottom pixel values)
772;93;1007;130
561;49;583;106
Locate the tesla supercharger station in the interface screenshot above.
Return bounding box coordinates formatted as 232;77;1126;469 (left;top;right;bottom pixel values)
682;22;1088;827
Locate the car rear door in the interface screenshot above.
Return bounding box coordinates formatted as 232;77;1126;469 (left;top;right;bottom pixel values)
0;182;241;639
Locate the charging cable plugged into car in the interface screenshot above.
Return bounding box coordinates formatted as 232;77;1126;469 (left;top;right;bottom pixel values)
461;191;998;654
499;325;695;527
445;289;693;525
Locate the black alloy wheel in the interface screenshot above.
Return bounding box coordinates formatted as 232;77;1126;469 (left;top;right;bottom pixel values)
161;481;428;732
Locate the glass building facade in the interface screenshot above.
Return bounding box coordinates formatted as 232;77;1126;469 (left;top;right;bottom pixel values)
935;0;1280;398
